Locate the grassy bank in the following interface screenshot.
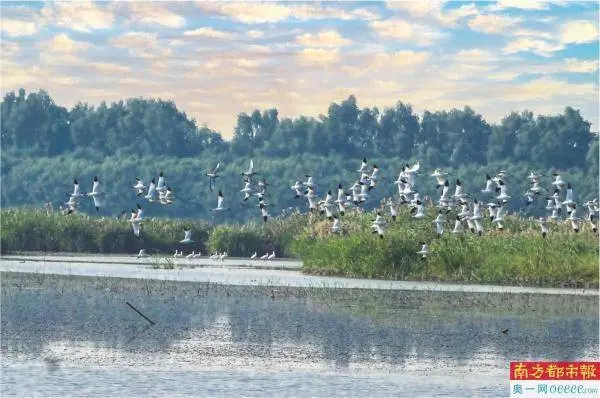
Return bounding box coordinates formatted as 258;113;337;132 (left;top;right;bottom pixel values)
290;209;598;287
0;208;303;257
1;207;598;287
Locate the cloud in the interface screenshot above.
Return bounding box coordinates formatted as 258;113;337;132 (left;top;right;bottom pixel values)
109;32;172;59
560;20;599;44
563;58;599;73
387;1;479;27
454;49;497;63
370;50;431;69
296;30;352;48
370;19;442;45
492;0;550;10
247;30;265;39
468;14;521;33
0;18;41;37
195;2;379;23
503;37;565;57
48;33;91;54
119;2;185;28
41;1;114;32
183;27;233;39
296;48;340;65
1;41;20;58
90;62;131;74
502;77;595;101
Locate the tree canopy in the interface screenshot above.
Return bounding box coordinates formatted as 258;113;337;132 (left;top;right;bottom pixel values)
1;88;597;222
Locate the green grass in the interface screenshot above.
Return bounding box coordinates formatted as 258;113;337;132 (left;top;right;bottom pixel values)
1;206;598;287
289;207;599;287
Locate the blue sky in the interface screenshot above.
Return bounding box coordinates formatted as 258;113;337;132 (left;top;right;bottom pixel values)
1;1;598;137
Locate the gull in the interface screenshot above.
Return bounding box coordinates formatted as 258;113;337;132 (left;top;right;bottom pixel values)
174;250;183;258
470;200;483;221
134;203;144;220
405;161;420;175
431;168;448;189
186;251;196;259
587;212;597;233
358;182;369;203
524;191;536;207
291;181;303;199
250;252;257;259
212;190;228;213
371;222;386;239
260;252;269;260
452;216;464;234
205;162;220;192
481;174;495;194
529;179;543;194
335;184;346;215
133;178;147;196
86;176;105;212
267;251;276;260
259;203;269;223
562;182;575;206
551;173;566;190
439;180;450;203
64;196;78;215
388;200;399;221
128;208;142;238
331;215;341;233
67;178;85;198
486;202;498;222
359;171;370;185
160;187;175;205
137;249;150;258
305;186;318;211
527;171;543;182
417;243;429;259
550;208;560;220
412;200;426;219
303;175;316;189
257;179;269;194
496;180;511;201
457;201;471;218
145;178;158;202
358;157;368;173
538;218;549;238
494;202;507;224
241;159;257;182
180;229;194;244
156;171;167;195
432;212;445;236
368;165;380;191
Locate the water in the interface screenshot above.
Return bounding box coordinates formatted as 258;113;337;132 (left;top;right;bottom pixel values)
1;259;598;397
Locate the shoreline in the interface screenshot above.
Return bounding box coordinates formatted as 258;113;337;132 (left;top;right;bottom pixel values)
1;253;599;296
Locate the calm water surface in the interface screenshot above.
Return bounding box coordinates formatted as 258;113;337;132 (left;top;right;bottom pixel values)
1;262;598;397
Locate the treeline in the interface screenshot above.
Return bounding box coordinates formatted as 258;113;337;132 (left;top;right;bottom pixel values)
2;88;598;169
1;88;598;222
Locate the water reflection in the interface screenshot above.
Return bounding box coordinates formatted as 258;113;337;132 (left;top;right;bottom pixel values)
2;282;598;368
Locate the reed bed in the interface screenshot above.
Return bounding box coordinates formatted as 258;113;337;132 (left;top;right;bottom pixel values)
1;207;598;287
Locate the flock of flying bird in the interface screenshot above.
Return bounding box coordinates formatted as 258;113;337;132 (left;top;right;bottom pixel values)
61;157;599;261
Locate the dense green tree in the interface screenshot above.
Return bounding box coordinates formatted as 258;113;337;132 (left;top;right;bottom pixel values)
1;89;598;223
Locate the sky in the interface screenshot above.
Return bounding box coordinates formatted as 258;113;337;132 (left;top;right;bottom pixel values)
1;0;598;138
